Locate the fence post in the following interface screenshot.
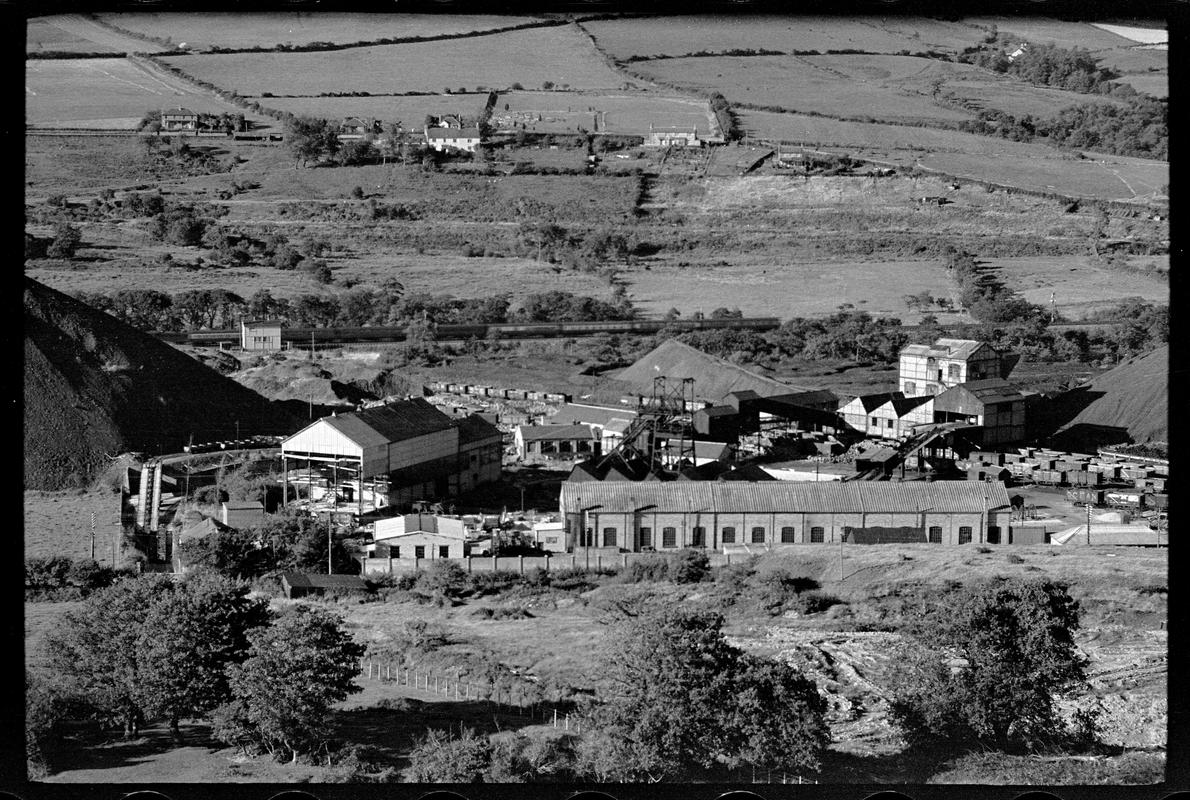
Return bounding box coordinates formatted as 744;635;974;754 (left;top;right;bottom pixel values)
492;553;497;572
596;555;602;570
565;713;569;731
622;553;627;568
519;555;524;575
467;556;473;573
387;556;393;574
385;664;390;681
544;554;550;572
553;709;558;727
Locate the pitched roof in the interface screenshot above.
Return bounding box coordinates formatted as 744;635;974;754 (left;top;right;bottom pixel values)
163;107;197;116
518;423;599;442
901;338;991;361
941;379;1026;406
560;480;1010;514
550;403;637;428
281;572;369;590
323;398;453;448
886;394;934;417
455;414;501;444
846;392;899;413
426;127;481;139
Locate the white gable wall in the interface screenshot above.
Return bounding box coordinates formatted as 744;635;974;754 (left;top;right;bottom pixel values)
282;419;364;460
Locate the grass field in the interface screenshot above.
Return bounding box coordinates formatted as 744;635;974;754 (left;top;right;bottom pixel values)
918;151;1168;201
25;58;254;129
1112;73;1167;99
963;17;1138;50
1089;22;1166;45
163;25;628;96
583;15;981;59
492;90;715;136
636;54;975;126
939;75;1127;118
28;14;173;54
24;490;124;566
96;12;544;50
254;93;487;126
985;256;1168;314
27;18;119;54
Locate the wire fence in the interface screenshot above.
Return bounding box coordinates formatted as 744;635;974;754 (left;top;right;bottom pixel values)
359;658;583;733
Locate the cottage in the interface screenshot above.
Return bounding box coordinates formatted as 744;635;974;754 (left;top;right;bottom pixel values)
425;126;482;153
645;125;700;147
514;423;602;460
337;117;380;140
240;318;283;351
161;106;199;132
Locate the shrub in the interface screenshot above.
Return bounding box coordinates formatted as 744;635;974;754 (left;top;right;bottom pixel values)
793;591;844;615
623;557;669;583
1006;553;1025;564
46;223;82;259
416;560;469;598
467;570;521;597
350;186;364;199
671;550;710;584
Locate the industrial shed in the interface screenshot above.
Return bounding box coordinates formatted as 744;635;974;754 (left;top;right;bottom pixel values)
372;513;470;560
280;572;370;599
560;481;1011;551
281;399;500;514
934;379;1027;446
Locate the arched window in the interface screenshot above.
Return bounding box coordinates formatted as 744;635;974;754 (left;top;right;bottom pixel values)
928;526;943;543
662;527;677;548
780;526;796;543
602;527;617;547
691;526;706;547
958;526;972;544
751;527;766;544
722;526;736;544
639;527;652;548
810;527;825;543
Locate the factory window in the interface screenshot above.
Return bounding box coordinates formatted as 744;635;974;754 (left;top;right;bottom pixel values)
639;527;652;548
439;545;450;558
750;526;765;544
904;381;916;395
602;527;617;547
958;527;972;544
392;546;400;559
810;527;825;543
692;526;706;547
871;417;879;427
415;545;425;559
987;526;1001;544
662;527;677;548
948;363;961;380
928;527;942;544
722;526;736;544
781;526;796;543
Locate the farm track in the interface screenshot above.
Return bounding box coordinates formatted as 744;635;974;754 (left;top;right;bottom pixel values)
38;14;166;54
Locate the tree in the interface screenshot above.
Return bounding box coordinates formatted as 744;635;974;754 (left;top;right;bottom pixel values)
46;576;178;736
213;605;365;762
46;223;82;259
286;116;340;167
134;572;270;742
585;608;827;781
404;727;492;782
889;577;1088;752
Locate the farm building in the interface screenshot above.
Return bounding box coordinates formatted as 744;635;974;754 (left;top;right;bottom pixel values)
372;513;469;560
280;399;502;514
899;339;1007;397
425;126;482;152
645;125;700;147
280;572;369;599
514;423;602;461
221;500;265;530
240;318;283;351
161;106;198;132
560;481;1012;551
337;116;380;140
934;380;1027;447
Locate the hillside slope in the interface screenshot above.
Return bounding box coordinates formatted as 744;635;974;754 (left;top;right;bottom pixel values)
1047;345;1168;450
24;278;298;489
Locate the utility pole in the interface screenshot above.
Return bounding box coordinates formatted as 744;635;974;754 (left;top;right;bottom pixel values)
327;511;334;575
235;420;240;441
1086;503;1092;546
90;512;96;561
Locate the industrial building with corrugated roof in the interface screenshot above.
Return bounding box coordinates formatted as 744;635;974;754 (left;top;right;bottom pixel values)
280;398;502;513
560;480;1012;551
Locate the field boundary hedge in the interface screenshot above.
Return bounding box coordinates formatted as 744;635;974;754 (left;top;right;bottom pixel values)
90;14;570;56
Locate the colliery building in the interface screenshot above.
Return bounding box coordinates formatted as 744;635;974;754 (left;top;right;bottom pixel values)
560;481;1012;551
280;398;501;512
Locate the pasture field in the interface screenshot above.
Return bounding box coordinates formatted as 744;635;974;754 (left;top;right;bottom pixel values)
27;250;614;304
25;57;255;129
491;90;715;136
27;18;119;54
939;75;1127;118
163;25;628;96
962;17;1137;50
24;490;124;565
986;256;1168;316
28;14;174;54
1089;22;1167;45
254;93;487;126
634;55;974;125
582;15;980;59
1113;73;1167;99
96;12;544;50
918;151;1168;202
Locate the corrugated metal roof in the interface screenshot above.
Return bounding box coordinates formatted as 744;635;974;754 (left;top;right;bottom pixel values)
426;127;481;139
550;403;637;428
560;481;1009;514
952;379;1026;404
325;398;453;449
519;424;599;442
901;338;989;360
455;414;501;444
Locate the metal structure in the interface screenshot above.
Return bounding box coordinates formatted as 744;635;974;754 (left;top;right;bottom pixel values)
597;377;696;473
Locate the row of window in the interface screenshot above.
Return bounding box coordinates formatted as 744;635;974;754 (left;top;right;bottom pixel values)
388;545;451;559
586;525;1001;546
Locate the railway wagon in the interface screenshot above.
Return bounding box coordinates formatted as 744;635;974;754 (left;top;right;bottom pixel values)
1066;488;1105;506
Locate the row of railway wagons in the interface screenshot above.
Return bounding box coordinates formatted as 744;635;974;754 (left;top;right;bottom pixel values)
429;382;571;403
156;317;783;347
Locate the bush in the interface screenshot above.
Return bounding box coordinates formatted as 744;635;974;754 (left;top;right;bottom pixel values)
793;591;844;615
46;223;83;259
623;556;669;583
466;570;521;597
473;607;533;620
1006;553;1025;564
350;186;365;199
671;549;710;584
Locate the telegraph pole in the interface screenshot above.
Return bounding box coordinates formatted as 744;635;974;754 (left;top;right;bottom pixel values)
1086;503;1092;546
90;512;96;561
327;511;333;575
